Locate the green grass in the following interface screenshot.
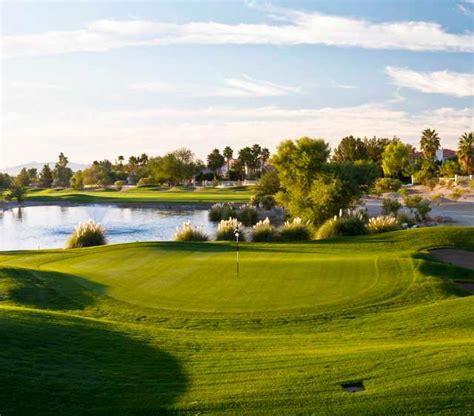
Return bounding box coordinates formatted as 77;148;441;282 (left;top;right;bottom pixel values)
23;186;252;204
0;227;473;415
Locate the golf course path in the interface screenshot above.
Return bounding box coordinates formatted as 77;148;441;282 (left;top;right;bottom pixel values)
429;248;474;270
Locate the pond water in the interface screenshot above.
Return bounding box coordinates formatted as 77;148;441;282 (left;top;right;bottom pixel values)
0;205;217;251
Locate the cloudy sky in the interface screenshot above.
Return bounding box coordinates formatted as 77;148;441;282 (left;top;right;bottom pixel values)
1;0;473;168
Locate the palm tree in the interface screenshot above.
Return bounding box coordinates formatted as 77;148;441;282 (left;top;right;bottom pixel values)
420;128;440;161
458;131;474;174
223;146;233;178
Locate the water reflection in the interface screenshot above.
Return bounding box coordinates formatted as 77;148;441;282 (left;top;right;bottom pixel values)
0;205;216;251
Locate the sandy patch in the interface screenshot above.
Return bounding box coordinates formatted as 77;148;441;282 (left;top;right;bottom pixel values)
429;248;474;270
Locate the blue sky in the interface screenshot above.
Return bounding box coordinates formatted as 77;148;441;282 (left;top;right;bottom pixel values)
1;0;473;167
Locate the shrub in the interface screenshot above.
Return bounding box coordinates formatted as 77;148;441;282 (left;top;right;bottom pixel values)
450;188;463;201
367;216;400;233
372;178;402;194
252;218;278;242
280;217;311;241
397;212;416;227
316;215;367;240
174;221;208;241
216;217;243;241
404;195;431;221
137;177;155;186
381;198;402;216
412;169;436;187
209;203;237;222
66;220;106;248
249;195;260;207
259;195;275;210
114;180;125;190
237;205;258;226
431;193;443;206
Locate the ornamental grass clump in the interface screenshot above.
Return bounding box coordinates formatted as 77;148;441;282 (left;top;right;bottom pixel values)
316;211;368;240
279;217;311;241
251;217;278;242
174;221;208;241
66;220;107;248
367;216;400;234
216;217;244;241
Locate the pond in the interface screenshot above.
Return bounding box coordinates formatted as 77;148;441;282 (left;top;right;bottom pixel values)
0;205;217;251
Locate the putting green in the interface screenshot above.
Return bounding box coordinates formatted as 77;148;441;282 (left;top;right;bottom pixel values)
1;227;473;415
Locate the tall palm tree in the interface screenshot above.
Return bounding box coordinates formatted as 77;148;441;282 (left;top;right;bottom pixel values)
420;128;440;162
223;146;233;178
458;131;474;174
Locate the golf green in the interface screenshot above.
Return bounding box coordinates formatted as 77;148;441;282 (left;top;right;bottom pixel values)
0;227;473;415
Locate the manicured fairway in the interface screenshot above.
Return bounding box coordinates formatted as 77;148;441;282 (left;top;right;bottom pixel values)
0;227;473;415
23;186;252;204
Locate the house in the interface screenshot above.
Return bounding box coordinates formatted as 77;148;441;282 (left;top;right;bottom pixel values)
435;148;457;163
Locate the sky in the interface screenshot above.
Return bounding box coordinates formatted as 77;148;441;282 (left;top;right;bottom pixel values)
1;0;473;168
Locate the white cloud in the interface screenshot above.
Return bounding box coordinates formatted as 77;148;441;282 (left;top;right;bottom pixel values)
2;104;471;167
215;75;300;97
385;66;474;97
3;7;473;58
130;81;175;92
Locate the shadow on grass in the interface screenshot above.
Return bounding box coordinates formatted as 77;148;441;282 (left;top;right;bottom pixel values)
412;252;474;296
0;310;187;415
0;266;107;311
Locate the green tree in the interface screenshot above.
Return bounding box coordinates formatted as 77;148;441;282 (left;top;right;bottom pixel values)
457;131;473;174
420;128;440;169
381;140;412;178
4;180;27;202
16;168;31;187
254;168;280;197
207;149;225;177
271;137;330;190
332;136;368;162
149;148;199;185
39;164;54;188
238;147;253;180
223;146;233;178
439;160;461;178
0;173;12;189
261;148;270;164
70;171;84;189
53;152;73;187
364;137;391;166
27;168;38;184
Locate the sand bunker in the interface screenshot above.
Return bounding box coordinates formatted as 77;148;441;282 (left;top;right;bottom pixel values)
429;249;474;271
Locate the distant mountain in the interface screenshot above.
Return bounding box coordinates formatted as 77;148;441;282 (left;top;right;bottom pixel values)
1;161;88;176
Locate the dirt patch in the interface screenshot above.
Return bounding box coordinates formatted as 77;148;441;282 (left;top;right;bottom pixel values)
429;248;474;271
454;280;474;293
341;381;364;393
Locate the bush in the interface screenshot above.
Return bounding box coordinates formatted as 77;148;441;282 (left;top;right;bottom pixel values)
412;169;435;187
252;218;278;242
66;220;106;248
381;198;402;216
367;216;400;233
114;180;125;190
397;212;416;227
209;203;237;222
280;217;311;241
404;195;431;221
3;184;27;203
450;188;463;201
174;221;208;241
431;193;443;205
316;215;367;240
137;177;155;186
259;195;275;210
373;178;402;194
216;217;243;241
237;205;258;226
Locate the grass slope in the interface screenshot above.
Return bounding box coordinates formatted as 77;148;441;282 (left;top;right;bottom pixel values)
23;186;251;204
0;227;473;415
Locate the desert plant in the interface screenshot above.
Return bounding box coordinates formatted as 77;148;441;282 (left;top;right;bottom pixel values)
237;205;258;226
381;198;402;216
66;220;106;248
279;217;311;241
372;178;402;195
174;221;208;241
209;203;237;222
216;217;243;241
367;216;400;233
252;217;278;242
450;188;463;201
404;195;431;221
